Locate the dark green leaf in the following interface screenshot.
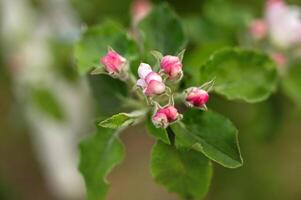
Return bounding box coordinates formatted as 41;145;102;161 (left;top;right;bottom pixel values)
79;127;124;200
200;48;278;103
74;20;139;74
151;141;212;200
203;0;252;30
88;74;128;117
138;3;186;55
31;88;65;121
171;109;243;168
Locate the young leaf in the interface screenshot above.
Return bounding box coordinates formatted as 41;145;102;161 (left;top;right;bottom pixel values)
138;3;187;55
74;20;138;74
282;64;301;107
200;48;278;103
151;141;213;200
99;110;146;129
171;109;243;168
79;127;124;200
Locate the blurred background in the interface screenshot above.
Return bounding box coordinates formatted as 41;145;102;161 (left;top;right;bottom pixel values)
1;0;301;200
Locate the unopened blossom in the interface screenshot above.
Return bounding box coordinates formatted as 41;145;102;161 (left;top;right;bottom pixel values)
152;106;180;128
131;0;152;25
101;49;127;75
136;63;165;96
249;19;268;40
266;0;301;48
271;52;287;74
271;52;287;66
185;87;209;109
160;55;183;80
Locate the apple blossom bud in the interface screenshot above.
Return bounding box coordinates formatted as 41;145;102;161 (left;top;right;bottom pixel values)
138;63;152;79
131;0;152;25
152;106;180;128
144;80;166;96
152;112;168;128
267;0;283;7
160;55;183;80
136;63;166;96
145;72;163;84
101;49;126;75
271;52;287;74
160;106;179;121
185;87;209;109
271;52;287;66
249;19;268;40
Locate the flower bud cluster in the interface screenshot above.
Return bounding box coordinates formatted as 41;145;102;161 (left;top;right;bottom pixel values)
97;48;213;129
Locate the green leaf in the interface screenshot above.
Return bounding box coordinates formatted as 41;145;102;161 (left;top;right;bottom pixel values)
79;127;124;200
88;74;128;117
183;41;230;86
203;0;252;30
146;116;170;144
151;141;212;200
31;88;65;121
171;109;243;168
99;110;146;129
282;64;301;107
138;3;186;55
74;20;139;74
200;48;278;103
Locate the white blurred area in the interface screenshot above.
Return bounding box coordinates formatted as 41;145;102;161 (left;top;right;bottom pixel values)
1;0;93;199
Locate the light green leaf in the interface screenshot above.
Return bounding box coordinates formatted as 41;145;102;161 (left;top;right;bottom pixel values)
282;64;301;107
74;20;139;74
138;3;186;55
99;110;146;129
200;48;278;103
171;109;243;168
151;141;212;200
79;127;124;200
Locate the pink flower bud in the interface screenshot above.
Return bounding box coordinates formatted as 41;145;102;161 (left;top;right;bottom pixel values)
136;63;166;96
152;112;168;128
249;19;268;40
145;72;163;84
152;106;180;128
271;52;287;66
101;49;126;74
185;87;209;108
138;63;152;79
160;55;183;80
267;0;283;7
160;106;179;121
131;0;152;25
144;80;166;96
